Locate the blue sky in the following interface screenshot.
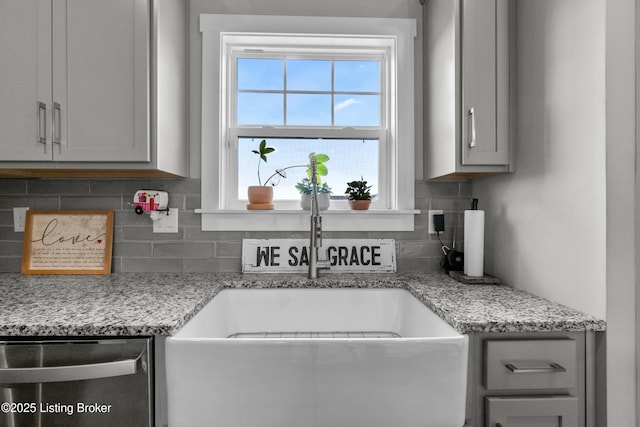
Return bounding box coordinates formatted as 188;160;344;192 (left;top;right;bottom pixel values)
237;59;380;127
236;59;381;200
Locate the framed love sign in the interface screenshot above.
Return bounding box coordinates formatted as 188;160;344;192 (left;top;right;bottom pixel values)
21;210;114;275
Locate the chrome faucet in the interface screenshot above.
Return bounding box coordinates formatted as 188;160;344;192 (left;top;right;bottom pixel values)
308;156;330;279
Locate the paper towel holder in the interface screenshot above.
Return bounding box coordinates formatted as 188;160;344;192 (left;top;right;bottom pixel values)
464;198;484;277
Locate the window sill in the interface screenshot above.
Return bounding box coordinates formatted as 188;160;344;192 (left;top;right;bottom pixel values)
195;209;420;231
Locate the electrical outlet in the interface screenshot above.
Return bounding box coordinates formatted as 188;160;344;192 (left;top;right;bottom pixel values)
427;210;444;235
13;207;29;232
153;208;179;233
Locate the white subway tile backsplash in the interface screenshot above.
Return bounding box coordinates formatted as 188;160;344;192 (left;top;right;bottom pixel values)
0;178;471;273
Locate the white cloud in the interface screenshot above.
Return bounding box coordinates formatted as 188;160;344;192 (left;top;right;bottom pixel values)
335;98;360;111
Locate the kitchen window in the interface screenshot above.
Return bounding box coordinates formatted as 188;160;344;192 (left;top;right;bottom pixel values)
198;14;417;231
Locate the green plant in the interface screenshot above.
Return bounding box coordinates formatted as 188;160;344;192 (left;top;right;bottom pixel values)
251;141;330;187
306;152;329;184
295;179;332;195
251;139;275;186
345;177;372;201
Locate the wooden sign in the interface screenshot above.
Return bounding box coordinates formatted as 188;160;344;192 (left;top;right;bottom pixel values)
21;210;114;275
242;239;396;273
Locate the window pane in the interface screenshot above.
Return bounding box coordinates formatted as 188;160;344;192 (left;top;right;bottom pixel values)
237;58;283;90
287;60;331;91
334;60;380;93
238;137;379;201
237;93;284;125
334;94;380;126
286;94;331;126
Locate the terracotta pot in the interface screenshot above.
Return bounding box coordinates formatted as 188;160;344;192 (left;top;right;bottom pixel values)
348;199;371;210
247;186;274;210
300;193;330;210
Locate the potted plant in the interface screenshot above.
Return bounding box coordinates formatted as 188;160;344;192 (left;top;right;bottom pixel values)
247;139;276;209
345;177;373;210
248;141;330;210
295;179;332;210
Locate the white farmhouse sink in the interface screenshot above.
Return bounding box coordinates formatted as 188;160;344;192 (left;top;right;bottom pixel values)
166;288;468;427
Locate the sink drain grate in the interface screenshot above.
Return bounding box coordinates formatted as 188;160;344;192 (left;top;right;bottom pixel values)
227;331;401;339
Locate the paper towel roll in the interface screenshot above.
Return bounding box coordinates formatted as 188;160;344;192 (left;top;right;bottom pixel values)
464;210;485;277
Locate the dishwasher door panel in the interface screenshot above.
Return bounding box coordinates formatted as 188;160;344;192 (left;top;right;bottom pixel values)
0;338;152;427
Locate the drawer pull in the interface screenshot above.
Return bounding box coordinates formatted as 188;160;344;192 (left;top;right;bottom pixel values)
505;362;566;374
37;102;47;145
468;107;477;148
53;102;62;146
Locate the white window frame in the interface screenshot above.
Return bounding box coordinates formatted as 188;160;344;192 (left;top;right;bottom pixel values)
228;39;389;210
197;14;418;231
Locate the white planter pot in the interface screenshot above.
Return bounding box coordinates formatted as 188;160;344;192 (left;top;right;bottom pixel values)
300;193;330;210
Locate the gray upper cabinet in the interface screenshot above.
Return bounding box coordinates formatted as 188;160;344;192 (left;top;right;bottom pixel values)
424;0;512;180
0;0;188;177
53;0;149;163
0;1;51;162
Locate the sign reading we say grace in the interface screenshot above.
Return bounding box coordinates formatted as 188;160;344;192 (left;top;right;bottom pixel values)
242;239;396;273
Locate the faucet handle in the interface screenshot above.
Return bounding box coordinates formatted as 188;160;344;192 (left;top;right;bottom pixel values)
314;216;323;247
316;259;331;270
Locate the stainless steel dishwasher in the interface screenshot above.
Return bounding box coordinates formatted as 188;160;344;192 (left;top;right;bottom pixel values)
0;338;152;427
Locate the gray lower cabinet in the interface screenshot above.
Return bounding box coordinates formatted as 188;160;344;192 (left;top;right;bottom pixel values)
486;396;578;427
465;331;604;427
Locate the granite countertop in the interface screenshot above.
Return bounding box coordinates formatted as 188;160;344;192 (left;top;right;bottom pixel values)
0;272;605;337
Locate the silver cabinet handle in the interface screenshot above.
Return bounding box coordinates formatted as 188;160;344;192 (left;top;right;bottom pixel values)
53;102;62;145
37;102;47;145
0;354;144;384
468;107;476;148
505;362;566;374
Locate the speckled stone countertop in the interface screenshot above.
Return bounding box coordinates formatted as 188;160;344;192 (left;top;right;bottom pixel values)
0;272;605;336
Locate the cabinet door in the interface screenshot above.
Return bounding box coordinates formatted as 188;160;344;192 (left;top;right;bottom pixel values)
52;0;149;162
0;0;52;161
461;0;509;166
486;396;578;427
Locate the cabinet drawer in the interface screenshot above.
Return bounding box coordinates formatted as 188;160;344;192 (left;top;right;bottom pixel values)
484;339;576;390
486;396;578;427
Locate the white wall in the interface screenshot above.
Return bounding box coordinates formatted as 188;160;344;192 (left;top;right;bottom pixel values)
605;0;637;424
475;0;640;423
473;0;607;320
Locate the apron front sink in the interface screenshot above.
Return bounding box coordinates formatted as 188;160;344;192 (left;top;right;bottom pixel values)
166;288;468;427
